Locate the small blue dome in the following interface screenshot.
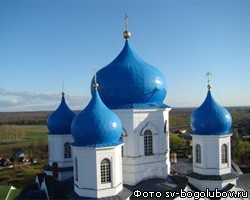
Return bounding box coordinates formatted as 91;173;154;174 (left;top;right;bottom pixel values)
190;90;232;135
47;93;76;135
91;40;167;109
71;89;122;147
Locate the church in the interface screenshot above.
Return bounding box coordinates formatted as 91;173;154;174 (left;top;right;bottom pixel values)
16;18;249;200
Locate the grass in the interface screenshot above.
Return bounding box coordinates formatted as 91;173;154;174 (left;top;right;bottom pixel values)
0;160;47;188
0;125;48;156
0;125;49;189
17;125;48;144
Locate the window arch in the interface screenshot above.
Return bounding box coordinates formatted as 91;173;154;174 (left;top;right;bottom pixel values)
64;142;71;158
221;144;228;164
196;144;201;163
100;159;111;183
144;130;153;156
75;157;78;181
122;128;128;137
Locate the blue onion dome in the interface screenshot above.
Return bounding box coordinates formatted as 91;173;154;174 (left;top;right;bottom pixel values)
190;90;232;135
71;83;122;147
91;40;167;109
47;92;76;135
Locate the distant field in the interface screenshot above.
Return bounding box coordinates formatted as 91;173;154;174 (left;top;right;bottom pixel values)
0;125;48;159
0;125;47;146
21;125;48;144
0;125;48;189
0;106;249;133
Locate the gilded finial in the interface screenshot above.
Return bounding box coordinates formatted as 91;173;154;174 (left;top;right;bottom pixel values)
123;13;131;39
93;67;99;90
62;81;65;96
206;71;212;90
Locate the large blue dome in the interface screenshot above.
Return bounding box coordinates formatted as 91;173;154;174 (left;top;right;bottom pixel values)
71;89;122;147
91;40;167;109
190;90;232;135
47;93;76;135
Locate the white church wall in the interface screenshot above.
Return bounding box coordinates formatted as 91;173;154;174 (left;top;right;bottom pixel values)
192;135;232;175
72;145;123;198
114;107;171;186
46;134;74;181
190;133;237;192
48;134;74;168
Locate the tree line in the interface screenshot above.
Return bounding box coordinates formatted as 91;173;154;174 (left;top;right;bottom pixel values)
0;119;46;125
0;111;49;125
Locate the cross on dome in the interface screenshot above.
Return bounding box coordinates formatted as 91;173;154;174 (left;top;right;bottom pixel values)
123;13;131;39
93;66;99;90
125;13;129;31
62;81;65;96
206;71;212;90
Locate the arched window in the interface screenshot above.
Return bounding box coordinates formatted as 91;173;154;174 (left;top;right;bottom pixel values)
75;157;78;181
196;144;201;163
221;144;228;164
100;159;111;183
144;130;153;156
119;136;124;157
64;142;71;158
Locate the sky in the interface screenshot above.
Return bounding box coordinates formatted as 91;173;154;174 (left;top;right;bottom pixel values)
0;0;250;112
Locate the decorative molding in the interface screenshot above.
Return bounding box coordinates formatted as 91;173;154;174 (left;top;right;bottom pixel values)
122;128;128;137
140;122;158;136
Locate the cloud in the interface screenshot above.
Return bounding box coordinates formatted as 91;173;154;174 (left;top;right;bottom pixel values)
0;88;90;112
0;99;19;107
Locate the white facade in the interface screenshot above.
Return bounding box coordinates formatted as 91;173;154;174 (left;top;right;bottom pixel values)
46;134;74;181
113;107;171;186
192;134;232;175
188;134;237;191
72;144;123;198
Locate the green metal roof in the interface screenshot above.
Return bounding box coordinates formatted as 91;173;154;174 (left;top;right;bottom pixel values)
0;185;21;200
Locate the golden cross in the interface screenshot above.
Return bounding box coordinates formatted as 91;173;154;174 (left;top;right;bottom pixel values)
94;66;97;84
125;13;128;31
206;71;212;90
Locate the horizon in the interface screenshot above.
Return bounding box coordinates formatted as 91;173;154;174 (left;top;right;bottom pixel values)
1;1;250;112
1;105;250;114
